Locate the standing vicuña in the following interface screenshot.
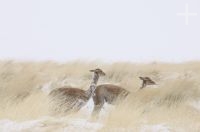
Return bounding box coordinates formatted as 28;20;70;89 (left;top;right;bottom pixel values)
49;68;105;114
92;76;156;117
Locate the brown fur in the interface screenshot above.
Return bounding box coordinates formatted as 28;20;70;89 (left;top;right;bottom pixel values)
49;68;105;114
92;77;156;117
49;87;89;113
92;84;130;117
49;87;89;102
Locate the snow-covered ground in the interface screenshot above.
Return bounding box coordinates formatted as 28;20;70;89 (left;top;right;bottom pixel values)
0;97;111;132
141;124;170;132
0;99;102;132
0;118;171;132
0;97;171;132
0;117;103;132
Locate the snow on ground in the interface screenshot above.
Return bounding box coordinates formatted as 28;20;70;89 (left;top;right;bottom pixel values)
0;97;114;132
189;100;200;111
140;124;170;132
103;124;171;132
0;117;103;132
0;104;171;132
0;118;46;132
0;118;172;132
0;98;171;132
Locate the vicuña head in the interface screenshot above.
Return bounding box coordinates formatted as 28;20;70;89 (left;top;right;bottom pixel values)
90;68;106;76
139;76;156;89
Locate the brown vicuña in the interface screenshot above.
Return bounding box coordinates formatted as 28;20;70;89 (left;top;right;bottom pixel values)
49;68;105;114
92;76;156;117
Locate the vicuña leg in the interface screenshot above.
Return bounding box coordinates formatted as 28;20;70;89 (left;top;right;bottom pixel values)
92;95;105;118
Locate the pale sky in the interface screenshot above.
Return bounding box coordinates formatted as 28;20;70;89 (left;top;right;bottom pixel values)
0;0;200;62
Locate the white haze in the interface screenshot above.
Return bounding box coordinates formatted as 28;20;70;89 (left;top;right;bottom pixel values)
0;0;200;62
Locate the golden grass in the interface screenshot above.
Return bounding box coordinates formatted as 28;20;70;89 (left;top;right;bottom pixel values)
0;92;49;121
0;60;200;131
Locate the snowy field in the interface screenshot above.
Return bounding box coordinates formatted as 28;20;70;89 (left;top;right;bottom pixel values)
0;99;171;132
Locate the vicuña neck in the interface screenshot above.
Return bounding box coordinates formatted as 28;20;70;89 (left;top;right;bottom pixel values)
85;73;99;99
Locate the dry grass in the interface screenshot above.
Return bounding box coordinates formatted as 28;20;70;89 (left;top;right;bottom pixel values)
0;60;200;131
101;79;200;131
